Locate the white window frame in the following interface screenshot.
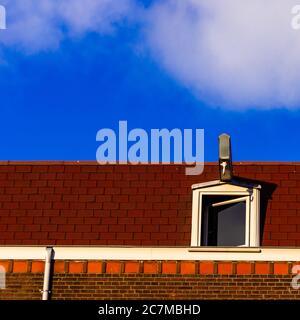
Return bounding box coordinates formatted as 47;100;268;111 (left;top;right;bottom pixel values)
191;181;260;247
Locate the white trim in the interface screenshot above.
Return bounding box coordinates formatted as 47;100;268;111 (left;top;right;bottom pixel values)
191;180;261;190
191;189;201;246
245;196;250;246
0;246;299;261
191;182;260;247
192;180;223;189
188;247;261;253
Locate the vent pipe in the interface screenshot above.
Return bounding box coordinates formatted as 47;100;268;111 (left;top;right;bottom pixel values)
41;247;53;300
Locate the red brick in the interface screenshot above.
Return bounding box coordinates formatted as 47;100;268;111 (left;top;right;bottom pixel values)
274;263;289;275
199;262;214;275
262;165;280;173
41;224;57;232
162;262;177;274
13;261;28;273
263;240;278;246
151;233;167;240
58;225;74;232
288;217;300;224
218;263;233;275
15;232;31;240
289;188;300;195
109;225;125;232
124;262;139;273
48;232;65;240
99;233;116;240
2;202;19;209
91;225;108;233
280;225;297;232
116;232;132;240
15;166;32;173
36;202;52;210
181;262;195;275
11;195;27;202
22;187;38;194
120;202;136;210
31;180;47;187
144;262;158;274
134;233;150;240
151;218;168;225
48;165;65;173
75;225;91;232
271;232;287;240
118;217;134;225
281;180;297;187
54;261;66;273
103;202;119;209
288;233;300;240
160;225;177;233
124;225;141;233
28;194;44;201
82;232;99;240
255;263;270;274
31;261;45;273
106;262;122;274
279;240;296;246
69;262;85;273
87;261;102;273
236;263;252;275
143;225;159;232
271;217;288;224
24;225;40;232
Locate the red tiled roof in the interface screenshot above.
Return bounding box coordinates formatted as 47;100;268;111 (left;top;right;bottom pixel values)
0;161;299;246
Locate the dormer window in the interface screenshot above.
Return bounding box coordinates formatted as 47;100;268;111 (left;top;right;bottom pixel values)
191;180;260;247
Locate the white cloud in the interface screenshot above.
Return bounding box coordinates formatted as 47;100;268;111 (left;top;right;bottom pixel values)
0;0;135;52
1;0;300;110
144;0;300;110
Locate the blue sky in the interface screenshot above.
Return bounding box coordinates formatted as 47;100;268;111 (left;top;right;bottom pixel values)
0;0;300;161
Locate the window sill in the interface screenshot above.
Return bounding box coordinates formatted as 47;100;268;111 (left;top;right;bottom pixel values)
188;247;261;253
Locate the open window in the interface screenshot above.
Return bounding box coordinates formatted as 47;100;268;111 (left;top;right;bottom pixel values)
191;180;260;247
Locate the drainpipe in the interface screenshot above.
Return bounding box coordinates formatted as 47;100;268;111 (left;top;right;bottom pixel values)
41;247;53;300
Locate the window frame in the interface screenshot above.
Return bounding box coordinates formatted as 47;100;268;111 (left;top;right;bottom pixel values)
191;181;260;247
202;195;250;247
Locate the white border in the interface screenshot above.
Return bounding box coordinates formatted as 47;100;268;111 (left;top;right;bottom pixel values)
0;246;299;261
191;183;260;247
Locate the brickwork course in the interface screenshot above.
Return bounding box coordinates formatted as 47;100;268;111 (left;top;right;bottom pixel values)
0;260;299;300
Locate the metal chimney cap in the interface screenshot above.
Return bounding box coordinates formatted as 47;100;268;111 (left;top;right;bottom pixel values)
219;133;231;160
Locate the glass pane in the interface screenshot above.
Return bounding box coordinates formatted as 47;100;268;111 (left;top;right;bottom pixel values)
216;201;246;246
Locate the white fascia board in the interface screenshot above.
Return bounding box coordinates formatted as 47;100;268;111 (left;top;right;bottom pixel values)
191;180;222;190
0;246;300;261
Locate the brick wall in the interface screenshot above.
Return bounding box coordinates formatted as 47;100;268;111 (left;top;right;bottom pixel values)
0;260;299;300
0;161;299;246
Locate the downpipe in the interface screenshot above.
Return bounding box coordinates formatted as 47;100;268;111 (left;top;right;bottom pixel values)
41;247;53;300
